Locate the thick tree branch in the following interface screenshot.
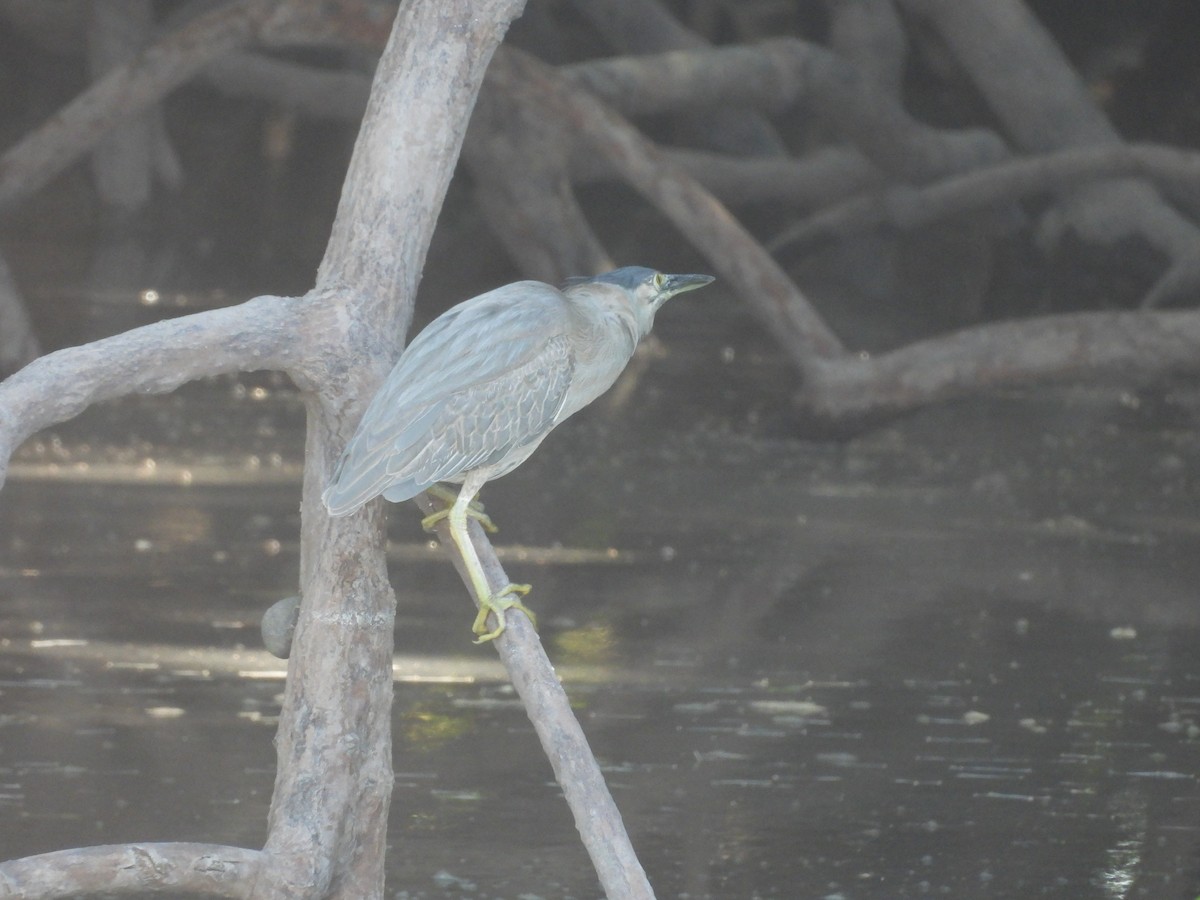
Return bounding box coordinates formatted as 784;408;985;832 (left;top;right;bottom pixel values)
898;0;1126;153
0;294;298;486
798;309;1200;423
260;3;531;897
0;844;261;900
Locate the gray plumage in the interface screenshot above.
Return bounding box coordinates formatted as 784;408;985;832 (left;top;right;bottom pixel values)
320;266;713;641
323;267;714;517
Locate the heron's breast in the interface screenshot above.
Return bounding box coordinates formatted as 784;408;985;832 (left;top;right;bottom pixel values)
556;352;631;422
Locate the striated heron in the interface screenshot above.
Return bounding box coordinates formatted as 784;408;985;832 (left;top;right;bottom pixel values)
322;266;715;641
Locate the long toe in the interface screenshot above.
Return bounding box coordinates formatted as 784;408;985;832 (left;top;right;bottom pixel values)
421;507;450;532
468;506;499;534
422;503;498;534
472;584;536;643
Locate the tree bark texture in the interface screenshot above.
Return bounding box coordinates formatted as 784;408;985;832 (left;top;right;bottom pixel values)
264;4;529;893
0;1;546;898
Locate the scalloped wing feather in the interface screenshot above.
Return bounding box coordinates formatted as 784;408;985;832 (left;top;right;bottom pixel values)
322;284;575;515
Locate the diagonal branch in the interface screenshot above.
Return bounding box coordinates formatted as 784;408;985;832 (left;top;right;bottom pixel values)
415;493;656;900
491;47;846;369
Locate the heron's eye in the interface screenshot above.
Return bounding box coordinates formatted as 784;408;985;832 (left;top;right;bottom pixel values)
653;273;665;289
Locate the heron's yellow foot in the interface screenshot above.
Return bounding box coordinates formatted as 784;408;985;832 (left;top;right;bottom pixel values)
472;584;536;643
421;491;499;534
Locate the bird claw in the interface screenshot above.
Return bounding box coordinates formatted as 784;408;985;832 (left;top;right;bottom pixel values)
472;584;535;643
421;486;498;533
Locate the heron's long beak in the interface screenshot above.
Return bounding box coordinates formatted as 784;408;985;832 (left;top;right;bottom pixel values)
661;273;715;299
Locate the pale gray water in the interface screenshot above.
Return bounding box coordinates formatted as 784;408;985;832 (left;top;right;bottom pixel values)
2;288;1199;898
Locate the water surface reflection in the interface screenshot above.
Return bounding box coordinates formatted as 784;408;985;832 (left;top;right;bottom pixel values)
2;355;1199;898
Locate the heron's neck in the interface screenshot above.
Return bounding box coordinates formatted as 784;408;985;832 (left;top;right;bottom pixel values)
568;290;641;362
605;303;642;355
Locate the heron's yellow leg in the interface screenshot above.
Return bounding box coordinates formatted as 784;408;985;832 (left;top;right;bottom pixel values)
421;484;498;533
446;487;536;643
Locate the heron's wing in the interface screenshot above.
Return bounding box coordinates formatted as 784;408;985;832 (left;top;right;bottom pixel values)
395;331;574;488
322;284;575;515
322;403;441;515
382;282;571;411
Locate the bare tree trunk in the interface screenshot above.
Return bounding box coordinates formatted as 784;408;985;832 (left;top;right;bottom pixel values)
263;2;527;894
0;1;530;897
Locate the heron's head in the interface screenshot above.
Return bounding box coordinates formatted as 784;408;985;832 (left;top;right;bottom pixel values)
565;266;714;337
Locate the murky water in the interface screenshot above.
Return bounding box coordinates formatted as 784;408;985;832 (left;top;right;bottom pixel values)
2;287;1200;899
